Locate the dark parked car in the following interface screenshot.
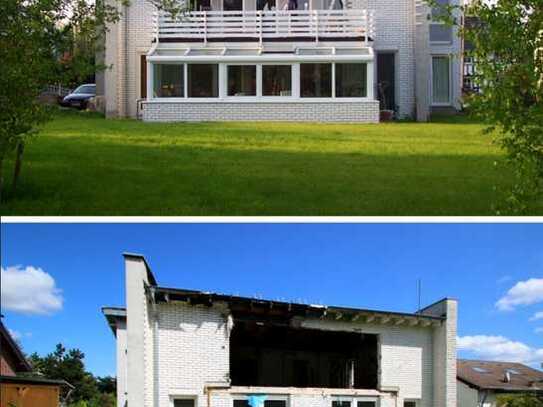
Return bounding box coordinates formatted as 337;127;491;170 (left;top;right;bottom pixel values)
62;84;96;109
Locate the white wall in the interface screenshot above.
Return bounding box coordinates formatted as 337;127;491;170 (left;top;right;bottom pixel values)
116;320;128;407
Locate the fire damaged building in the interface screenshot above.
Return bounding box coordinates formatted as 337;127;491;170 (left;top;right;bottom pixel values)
102;253;457;407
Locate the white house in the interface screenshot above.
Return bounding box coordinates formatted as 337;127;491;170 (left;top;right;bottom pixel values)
96;0;463;122
102;253;458;407
457;359;543;407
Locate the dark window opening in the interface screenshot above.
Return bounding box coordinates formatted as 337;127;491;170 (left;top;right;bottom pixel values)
173;399;195;407
332;402;351;407
230;321;378;389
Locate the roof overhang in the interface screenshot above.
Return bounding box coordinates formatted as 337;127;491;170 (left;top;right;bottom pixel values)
102;307;127;336
148;286;443;328
0;375;74;389
147;44;374;63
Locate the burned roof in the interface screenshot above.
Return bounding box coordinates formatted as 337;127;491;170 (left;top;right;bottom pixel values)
458;359;543;392
149;285;445;326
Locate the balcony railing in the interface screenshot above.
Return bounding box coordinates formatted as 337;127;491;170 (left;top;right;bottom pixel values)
154;9;375;43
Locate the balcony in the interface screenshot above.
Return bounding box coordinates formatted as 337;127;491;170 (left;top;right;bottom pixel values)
153;9;375;44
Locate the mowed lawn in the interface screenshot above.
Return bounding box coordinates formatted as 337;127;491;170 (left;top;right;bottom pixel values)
0;110;517;215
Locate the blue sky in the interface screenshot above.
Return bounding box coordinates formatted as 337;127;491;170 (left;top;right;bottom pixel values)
1;223;542;377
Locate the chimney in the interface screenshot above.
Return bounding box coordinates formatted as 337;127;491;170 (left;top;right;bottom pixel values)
503;371;511;383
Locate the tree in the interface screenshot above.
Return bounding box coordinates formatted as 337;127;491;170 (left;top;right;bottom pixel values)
28;344;99;402
427;0;543;213
497;393;543;407
28;343;116;407
0;0;123;201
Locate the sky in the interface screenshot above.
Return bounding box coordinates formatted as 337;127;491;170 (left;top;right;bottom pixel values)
1;223;543;377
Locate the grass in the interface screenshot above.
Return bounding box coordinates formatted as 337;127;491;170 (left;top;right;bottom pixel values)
0;109;520;215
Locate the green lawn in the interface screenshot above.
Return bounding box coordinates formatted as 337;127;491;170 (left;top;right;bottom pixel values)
0;110;519;215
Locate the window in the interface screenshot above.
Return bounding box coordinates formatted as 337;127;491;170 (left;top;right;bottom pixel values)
173;399;195;407
335;63;367;97
224;0;242;10
357;402;376;407
74;85;96;94
234;398;287;407
153;64;184;98
430;25;452;42
262;65;292;96
188;64;219;97
257;0;276;10
300;63;332;97
332;402;351;407
228;65;257;96
430;0;452;42
404;401;417;407
432;56;450;104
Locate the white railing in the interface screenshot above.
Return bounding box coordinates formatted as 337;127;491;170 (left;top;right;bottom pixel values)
154;9;375;43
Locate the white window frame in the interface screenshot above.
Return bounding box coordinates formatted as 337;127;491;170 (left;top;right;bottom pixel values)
150;61;185;99
225;63;259;99
170;395;198;407
430;54;452;106
261;63;294;98
232;394;290;407
147;59;374;103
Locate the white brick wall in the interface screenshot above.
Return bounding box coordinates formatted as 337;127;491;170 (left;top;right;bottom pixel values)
138;304;446;407
141;101;380;122
122;258;457;407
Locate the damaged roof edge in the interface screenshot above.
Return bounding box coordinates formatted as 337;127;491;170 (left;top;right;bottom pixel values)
151;286;446;322
122;252;158;286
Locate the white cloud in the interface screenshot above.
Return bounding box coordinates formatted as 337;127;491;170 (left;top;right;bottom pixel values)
535;328;543;334
458;335;543;364
495;278;543;311
530;311;543;321
1;266;63;315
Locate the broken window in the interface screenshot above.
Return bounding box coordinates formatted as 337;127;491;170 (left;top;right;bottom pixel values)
230;320;378;389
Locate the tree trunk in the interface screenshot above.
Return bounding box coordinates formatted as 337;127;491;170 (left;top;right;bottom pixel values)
11;141;25;196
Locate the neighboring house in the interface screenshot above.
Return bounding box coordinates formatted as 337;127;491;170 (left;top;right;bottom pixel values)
457;359;543;407
0;320;73;407
97;0;463;122
103;253;458;407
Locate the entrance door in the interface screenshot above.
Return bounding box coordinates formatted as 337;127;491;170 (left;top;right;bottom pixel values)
376;52;396;111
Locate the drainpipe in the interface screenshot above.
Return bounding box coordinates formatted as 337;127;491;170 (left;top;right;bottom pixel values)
479;390;488;407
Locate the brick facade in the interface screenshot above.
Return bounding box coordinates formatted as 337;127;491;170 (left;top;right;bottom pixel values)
141;101;380;122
